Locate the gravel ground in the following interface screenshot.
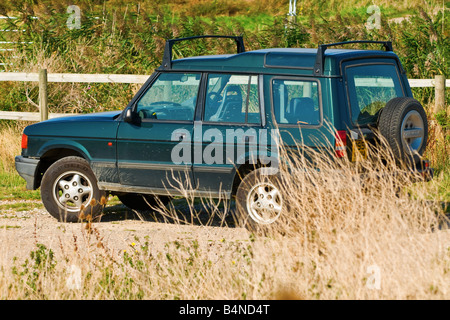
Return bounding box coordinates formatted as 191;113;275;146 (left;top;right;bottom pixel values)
0;198;249;264
1;197;448;266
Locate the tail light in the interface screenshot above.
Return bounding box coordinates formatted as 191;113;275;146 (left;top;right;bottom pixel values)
21;133;28;149
335;130;347;158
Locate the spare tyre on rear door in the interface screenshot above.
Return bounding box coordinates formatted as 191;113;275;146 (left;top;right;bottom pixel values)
378;97;428;166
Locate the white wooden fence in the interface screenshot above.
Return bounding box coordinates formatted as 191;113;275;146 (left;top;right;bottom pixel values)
0;71;447;122
0;71;149;121
0;72;149;84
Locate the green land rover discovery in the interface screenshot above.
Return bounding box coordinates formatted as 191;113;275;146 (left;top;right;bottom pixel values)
15;36;433;227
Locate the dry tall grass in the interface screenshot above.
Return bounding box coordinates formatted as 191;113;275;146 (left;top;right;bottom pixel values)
150;130;450;299
0;123;25;172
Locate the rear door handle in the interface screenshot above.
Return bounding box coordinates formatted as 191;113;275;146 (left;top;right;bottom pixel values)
245;135;255;143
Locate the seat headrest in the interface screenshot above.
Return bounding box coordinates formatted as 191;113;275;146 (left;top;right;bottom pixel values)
223;84;242;101
290;97;315;115
288;97;318;125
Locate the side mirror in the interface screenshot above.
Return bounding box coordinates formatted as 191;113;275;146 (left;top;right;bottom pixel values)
124;108;139;124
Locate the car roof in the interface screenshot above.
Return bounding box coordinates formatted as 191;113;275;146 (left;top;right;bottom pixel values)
170;48;400;76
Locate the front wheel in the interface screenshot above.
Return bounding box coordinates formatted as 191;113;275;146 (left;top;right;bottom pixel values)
40;156;106;222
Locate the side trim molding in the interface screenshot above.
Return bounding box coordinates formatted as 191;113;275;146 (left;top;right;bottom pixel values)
98;182;231;199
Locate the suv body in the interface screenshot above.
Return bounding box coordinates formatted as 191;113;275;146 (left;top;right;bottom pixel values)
15;36;432;224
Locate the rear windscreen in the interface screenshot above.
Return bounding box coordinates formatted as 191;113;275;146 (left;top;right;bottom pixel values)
346;63;404;126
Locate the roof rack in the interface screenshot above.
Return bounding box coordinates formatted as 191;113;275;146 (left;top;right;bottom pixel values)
313;40;393;76
161;35;246;70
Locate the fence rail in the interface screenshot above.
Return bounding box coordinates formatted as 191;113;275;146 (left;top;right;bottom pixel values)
0;72;149;84
0;111;74;121
0;71;446;122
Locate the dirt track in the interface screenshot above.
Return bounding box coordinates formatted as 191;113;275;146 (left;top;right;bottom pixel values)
1;196;449;267
0;198;248;264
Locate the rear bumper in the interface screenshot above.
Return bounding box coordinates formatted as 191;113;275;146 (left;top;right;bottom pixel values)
356;159;434;184
15;156;40;190
413;159;434;181
415;167;434;181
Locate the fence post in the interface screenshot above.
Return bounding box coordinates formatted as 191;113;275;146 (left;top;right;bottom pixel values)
39;69;48;121
434;75;445;115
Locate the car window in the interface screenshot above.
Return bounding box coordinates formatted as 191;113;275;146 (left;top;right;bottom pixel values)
136;72;201;121
204;74;260;124
272;79;320;126
346;64;404;126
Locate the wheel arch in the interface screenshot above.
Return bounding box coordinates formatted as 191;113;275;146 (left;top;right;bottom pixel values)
35;145;89;189
231;160;266;197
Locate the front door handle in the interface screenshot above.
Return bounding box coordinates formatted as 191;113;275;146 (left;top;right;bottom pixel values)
173;132;187;141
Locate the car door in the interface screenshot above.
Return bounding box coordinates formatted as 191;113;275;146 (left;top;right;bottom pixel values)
193;73;263;194
116;72;201;190
342;59;406;128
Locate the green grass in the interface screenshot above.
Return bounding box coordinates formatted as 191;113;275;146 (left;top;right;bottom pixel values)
0;225;21;229
0;201;43;212
0;170;41;201
429;168;450;203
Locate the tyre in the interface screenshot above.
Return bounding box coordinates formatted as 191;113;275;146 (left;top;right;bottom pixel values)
117;193;170;211
234;168;285;232
40;156;106;222
378;97;428;166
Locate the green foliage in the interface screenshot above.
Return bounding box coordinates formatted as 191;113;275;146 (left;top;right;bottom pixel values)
0;169;41;200
430;110;450;176
0;1;447;114
11;243;56;298
436;110;450;131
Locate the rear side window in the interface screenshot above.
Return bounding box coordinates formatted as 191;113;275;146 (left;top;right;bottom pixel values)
346;64;404;126
272;78;321;126
204;74;260;124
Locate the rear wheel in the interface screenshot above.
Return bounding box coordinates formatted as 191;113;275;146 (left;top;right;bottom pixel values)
41;156;106;222
234;168;285;232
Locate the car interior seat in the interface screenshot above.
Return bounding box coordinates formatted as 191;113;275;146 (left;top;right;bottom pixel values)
210;84;244;122
287;97;318;125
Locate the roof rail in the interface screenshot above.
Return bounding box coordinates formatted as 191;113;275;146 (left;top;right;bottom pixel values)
313;40;393;76
161;35;246;70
